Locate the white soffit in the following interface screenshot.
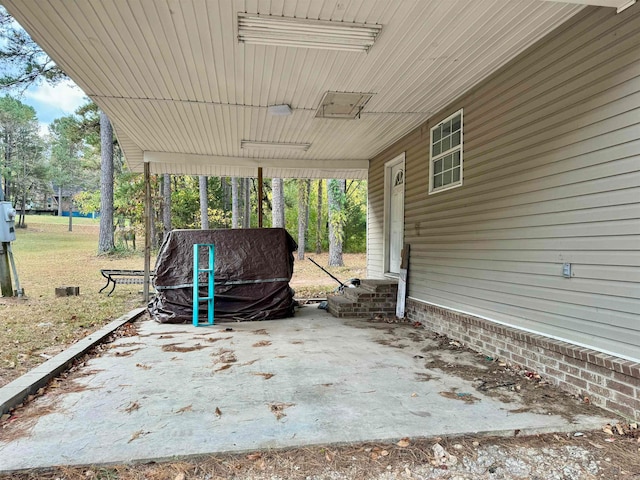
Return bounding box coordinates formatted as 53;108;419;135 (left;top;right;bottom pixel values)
539;0;636;13
3;1;587;177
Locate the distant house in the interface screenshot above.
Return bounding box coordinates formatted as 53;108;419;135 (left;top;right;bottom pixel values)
6;0;638;420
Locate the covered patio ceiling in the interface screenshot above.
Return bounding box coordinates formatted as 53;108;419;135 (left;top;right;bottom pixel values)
4;0;627;179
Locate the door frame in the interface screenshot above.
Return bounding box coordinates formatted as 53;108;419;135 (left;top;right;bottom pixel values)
383;152;406;277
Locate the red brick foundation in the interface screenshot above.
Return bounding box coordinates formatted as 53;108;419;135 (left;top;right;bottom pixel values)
406;298;640;421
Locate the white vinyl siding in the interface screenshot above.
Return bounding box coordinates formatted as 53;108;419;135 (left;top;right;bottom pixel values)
368;5;640;361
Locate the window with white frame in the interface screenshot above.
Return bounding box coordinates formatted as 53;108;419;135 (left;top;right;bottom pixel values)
429;109;463;193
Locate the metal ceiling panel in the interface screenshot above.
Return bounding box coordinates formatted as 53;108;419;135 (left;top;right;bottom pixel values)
4;0;585;178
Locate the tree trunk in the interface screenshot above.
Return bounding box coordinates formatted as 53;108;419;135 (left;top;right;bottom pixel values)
98;111;115;253
57;186;62;217
222;177;230;213
149;198;157;247
327;179;345;267
18;191;26;228
316;179;323;254
272;178;285;228
243;178;251;228
199;175;209;229
162;174;171;235
231;177;239;228
68;199;73;232
297;179;309;260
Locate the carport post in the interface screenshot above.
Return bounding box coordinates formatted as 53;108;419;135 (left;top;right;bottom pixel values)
258;167;263;227
143;161;151;302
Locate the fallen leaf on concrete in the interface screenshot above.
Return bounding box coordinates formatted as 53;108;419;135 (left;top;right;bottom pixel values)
127;430;149;443
252;372;275;379
175;404;193;414
114;348;141;357
215;407;222;417
220;352;237;363
253;329;268;335
135;363;151;370
439;390;480;404
397;437;410;447
215;364;232;372
269;402;295;420
411;392;418;397
124;401;140;413
206;337;232;343
162;343;207;353
253;340;272;347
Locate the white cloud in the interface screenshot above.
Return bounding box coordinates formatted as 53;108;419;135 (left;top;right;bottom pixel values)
24;80;88;114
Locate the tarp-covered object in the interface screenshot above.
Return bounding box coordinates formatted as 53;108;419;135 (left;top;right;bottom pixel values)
149;228;297;323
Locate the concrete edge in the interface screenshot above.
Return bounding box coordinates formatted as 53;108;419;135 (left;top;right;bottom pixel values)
0;307;146;415
0;421;616;474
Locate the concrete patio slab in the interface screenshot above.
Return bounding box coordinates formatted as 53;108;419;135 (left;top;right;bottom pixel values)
0;307;614;472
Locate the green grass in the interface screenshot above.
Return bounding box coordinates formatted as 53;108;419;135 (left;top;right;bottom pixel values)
0;217;148;386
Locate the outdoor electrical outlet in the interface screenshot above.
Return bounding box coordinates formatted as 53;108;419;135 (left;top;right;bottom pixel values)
562;263;572;278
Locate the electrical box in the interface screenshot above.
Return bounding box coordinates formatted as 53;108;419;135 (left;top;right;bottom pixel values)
0;202;16;242
562;262;572;278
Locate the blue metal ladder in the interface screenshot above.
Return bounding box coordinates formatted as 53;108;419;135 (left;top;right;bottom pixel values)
193;243;215;326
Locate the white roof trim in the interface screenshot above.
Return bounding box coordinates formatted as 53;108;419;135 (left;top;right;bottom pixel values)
142;151;368;179
539;0;636;13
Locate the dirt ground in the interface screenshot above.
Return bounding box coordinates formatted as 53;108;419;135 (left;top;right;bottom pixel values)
2;431;639;479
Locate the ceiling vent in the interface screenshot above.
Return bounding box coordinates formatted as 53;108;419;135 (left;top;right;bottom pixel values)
315;91;374;119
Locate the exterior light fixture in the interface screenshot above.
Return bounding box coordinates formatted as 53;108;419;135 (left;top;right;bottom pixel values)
241;140;311;151
267;104;293;116
237;13;382;52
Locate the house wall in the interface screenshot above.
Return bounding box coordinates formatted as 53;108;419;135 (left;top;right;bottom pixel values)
367;5;640;419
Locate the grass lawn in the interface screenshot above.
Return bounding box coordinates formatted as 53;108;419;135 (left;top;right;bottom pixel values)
0;216;366;387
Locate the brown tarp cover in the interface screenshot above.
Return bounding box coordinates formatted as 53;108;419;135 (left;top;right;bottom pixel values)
148;228;297;323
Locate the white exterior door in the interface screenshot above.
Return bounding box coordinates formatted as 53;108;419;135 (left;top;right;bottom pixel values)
387;160;405;275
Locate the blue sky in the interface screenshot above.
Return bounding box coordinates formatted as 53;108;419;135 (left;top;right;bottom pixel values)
20;79;89;136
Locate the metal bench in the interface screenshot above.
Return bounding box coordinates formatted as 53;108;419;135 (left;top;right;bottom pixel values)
99;269;155;296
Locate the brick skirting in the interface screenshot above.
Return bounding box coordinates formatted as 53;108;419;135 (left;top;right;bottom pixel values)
406;298;640;421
